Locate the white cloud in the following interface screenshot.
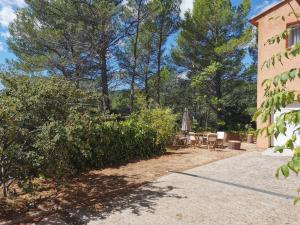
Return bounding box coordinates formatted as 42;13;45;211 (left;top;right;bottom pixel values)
180;0;194;18
0;6;16;27
0;31;10;38
0;0;26;8
0;42;4;51
0;0;27;28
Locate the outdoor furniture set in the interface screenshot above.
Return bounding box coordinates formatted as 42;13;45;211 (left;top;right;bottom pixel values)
174;131;243;151
178;108;242;151
173;132;228;151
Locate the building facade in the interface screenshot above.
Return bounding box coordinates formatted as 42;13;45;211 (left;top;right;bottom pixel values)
250;0;300;148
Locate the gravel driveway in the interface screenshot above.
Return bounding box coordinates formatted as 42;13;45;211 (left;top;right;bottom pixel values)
86;151;300;225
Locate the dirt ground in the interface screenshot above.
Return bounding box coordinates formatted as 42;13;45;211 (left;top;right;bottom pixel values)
0;143;261;224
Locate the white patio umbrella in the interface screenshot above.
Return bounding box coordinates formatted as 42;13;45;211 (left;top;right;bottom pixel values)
181;108;191;134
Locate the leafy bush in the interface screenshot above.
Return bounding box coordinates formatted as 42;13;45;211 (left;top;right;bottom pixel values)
0;75;101;195
62;114;165;172
0;75;166;196
128;107;178;145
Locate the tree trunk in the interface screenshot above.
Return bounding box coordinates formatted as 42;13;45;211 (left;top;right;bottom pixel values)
3;182;7;197
144;43;152;107
215;72;222;129
156;24;164;105
1;165;7;197
130;0;143;113
100;48;110;112
145;72;149;106
205;110;209;130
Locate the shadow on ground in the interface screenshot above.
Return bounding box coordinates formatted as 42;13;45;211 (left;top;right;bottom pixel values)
26;173;185;225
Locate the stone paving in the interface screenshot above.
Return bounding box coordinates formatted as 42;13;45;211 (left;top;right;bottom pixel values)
86;151;300;225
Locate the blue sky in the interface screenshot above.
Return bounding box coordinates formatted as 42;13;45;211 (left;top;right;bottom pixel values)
0;0;279;65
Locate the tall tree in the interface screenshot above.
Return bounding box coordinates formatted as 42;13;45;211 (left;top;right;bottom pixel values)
172;0;252;129
116;0;150;112
151;0;181;105
80;0;133;111
8;0;132;111
130;0;143;112
138;22;157;105
8;0;87;81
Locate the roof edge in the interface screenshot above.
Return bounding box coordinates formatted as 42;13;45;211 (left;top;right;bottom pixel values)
250;0;291;27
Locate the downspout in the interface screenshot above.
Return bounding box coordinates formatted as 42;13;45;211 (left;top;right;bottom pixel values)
288;0;300;23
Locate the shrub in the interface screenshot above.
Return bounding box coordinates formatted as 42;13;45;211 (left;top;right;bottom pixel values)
62;114;165;172
0;75;102;194
128;107;178;145
0;75;167;196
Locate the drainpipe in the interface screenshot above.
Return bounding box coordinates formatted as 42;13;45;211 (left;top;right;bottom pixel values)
288;0;300;23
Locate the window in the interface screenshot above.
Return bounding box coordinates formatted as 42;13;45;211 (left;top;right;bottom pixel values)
288;24;300;47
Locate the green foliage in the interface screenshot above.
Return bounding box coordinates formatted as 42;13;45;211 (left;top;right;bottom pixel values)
0;74;101;194
8;0;132;111
8;0;126;76
59;115;165;171
172;0;256;131
129;107;178;145
191;62;222;88
149;0;182;104
5;0;257;134
0;75;166;196
111;90;130;114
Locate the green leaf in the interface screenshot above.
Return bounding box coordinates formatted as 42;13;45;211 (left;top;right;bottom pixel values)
273;76;280;86
280;72;289;85
274;146;284;153
275;167;281;178
286;139;294;149
294;147;300;156
288;69;296;79
288;161;297;173
278;124;286;134
281;165;290;178
267;123;275;135
294;197;300;205
292;157;300;172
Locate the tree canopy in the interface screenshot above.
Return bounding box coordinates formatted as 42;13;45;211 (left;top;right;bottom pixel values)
172;0;255;130
5;0;257;131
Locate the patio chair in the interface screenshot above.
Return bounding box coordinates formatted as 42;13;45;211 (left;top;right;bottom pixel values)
189;132;197;146
217;131;225;148
172;135;180;146
195;133;204;147
173;135;188;147
207;133;218;151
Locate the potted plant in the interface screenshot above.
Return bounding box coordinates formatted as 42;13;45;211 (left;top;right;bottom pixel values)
246;127;256;144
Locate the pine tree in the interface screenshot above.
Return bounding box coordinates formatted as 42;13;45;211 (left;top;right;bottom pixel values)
116;0;150;112
172;0;252;129
151;0;181;105
8;0;132;111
